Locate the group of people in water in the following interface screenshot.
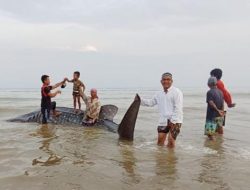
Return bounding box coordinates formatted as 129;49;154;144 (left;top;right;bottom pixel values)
40;68;235;148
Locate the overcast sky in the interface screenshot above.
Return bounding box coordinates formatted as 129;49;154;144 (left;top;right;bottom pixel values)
0;0;249;90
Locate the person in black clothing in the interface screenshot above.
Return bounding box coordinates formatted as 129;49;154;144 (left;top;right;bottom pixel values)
41;75;67;124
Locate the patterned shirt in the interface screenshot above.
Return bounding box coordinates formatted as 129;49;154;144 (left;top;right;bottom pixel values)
83;94;101;120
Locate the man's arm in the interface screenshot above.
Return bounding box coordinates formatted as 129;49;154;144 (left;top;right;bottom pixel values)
217;81;235;107
208;100;224;117
221;94;225;111
82;93;88;105
80;81;86;91
140;95;157;107
170;90;183;124
48;90;61;98
51;78;67;90
43;86;61;98
66;78;74;83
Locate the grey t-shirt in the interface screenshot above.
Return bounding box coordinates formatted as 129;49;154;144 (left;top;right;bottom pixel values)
206;87;224;121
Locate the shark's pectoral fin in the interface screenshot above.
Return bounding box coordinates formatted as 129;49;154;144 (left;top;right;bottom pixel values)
99;105;118;121
118;94;141;141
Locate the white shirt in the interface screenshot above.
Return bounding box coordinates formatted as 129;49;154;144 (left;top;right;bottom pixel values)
141;86;183;126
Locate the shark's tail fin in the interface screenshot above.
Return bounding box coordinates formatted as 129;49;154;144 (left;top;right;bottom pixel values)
118;94;141;141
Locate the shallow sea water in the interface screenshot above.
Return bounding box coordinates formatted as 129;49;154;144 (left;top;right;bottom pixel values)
0;88;250;190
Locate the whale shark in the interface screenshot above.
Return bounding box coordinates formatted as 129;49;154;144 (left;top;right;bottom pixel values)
7;94;141;141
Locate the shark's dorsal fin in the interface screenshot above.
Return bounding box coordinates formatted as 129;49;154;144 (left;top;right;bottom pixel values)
118;94;141;141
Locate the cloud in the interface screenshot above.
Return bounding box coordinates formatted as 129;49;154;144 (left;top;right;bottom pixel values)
0;0;250;88
0;0;249;30
50;45;98;53
78;45;98;52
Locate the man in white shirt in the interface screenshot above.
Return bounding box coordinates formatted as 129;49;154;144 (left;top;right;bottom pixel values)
140;73;183;148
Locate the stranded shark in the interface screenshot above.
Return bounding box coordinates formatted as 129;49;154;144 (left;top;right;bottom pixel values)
7;94;141;141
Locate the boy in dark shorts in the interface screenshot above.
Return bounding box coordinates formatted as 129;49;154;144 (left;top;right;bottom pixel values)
205;77;225;140
41;75;67;124
66;71;86;112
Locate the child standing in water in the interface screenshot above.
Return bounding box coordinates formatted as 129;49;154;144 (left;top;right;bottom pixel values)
67;71;86;112
205;77;225;140
210;68;236;108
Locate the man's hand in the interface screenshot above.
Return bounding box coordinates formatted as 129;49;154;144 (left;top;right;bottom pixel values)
63;77;68;82
228;103;236;108
48;90;61;98
52;78;68;90
218;110;225;117
168;120;175;128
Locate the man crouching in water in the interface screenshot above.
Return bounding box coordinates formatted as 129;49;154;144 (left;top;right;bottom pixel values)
140;73;183;148
82;88;101;126
41;75;67;124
